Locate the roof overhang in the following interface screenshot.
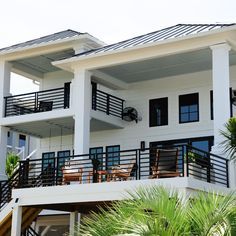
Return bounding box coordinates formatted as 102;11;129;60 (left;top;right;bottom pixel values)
0;34;106;61
53;25;236;72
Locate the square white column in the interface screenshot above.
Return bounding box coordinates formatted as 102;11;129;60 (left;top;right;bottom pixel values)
0;126;9;180
69;211;79;235
11;205;22;236
72;69;91;155
0;60;11;118
210;43;231;149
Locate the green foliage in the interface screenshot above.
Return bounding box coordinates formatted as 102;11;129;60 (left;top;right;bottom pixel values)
220;117;236;161
5;152;20;178
77;187;236;236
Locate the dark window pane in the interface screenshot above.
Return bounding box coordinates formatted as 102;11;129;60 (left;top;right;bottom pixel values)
90;147;103;170
179;93;199;123
189;112;198;121
181;113;188;122
19;134;26;147
106;145;120;167
149;97;168;127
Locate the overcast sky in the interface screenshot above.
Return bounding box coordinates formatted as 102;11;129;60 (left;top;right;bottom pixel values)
1;0;236;94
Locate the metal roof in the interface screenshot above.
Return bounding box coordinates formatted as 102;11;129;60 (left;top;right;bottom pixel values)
71;23;236;59
0;29;84;53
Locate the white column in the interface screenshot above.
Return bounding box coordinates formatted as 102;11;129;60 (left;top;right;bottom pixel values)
73;69;91;155
11;205;22;236
0;126;8;180
210;43;231;150
0;60;11;118
69;211;79;236
210;43;236;188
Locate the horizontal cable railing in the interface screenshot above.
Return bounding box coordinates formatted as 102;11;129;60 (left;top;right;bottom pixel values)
92;88;124;119
15;145;229;189
4;86;70;117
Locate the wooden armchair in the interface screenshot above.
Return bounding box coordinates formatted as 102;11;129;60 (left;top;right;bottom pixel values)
151;149;180;179
110;160;136;181
62;165;83;184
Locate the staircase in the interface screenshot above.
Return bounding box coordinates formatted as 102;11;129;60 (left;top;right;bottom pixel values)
0;207;41;236
0;170;41;236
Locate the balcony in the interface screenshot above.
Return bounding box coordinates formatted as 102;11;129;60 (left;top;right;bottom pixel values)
4;84;125;121
4;84;70;117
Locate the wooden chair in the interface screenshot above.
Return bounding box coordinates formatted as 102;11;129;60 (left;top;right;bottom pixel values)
110;160;136;181
151;149;180;179
62;165;83;184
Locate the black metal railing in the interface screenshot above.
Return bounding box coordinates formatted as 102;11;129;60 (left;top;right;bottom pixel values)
92;88;124;119
21;226;39;236
4;83;70;117
0;169;20;211
15;145;229;189
0;145;229;221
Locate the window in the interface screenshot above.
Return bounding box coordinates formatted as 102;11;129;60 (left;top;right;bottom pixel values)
106;145;120;168
7;132;12;146
90;147;103;170
42;152;55;171
179;93;199;123
149;97;168;127
57;150;71;176
19;134;26;147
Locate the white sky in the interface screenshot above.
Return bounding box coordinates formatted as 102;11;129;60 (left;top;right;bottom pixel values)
1;0;236;94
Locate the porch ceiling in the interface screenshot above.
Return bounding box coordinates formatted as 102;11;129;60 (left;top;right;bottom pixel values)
11;49;74;78
99;48;236;83
8;116;122;138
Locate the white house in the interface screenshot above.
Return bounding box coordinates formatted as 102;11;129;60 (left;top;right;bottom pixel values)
0;23;236;236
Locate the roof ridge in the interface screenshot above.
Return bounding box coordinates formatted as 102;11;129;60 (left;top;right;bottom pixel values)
74;24;180;57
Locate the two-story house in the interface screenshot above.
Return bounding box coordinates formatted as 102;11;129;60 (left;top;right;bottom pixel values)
0;23;236;236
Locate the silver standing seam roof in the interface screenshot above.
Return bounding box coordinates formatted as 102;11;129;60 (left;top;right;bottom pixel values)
0;29;84;53
69;23;236;59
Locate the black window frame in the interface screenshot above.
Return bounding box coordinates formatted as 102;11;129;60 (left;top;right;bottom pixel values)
149;97;168;127
179;93;199;124
106;145;120;169
42;152;55;171
57;150;71;176
89;147;104;170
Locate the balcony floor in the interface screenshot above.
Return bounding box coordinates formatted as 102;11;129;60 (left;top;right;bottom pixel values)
12;177;230;212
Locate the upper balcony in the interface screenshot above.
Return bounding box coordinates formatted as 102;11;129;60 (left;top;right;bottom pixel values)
2;82;125;136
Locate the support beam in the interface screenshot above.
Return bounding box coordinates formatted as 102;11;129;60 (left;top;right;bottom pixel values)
70;211;79;236
11;205;22;236
73;69;91;155
92;70;129;90
210;43;231;148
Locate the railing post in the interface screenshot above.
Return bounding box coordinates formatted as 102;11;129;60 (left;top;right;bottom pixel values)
106;94;110;115
121;100;124;119
91;82;97;110
226;159;229;188
34;92;38;111
186;145;189;177
181;145;185;177
135;150;138;180
207;153;211;183
4;97;7;117
64;82;71;109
